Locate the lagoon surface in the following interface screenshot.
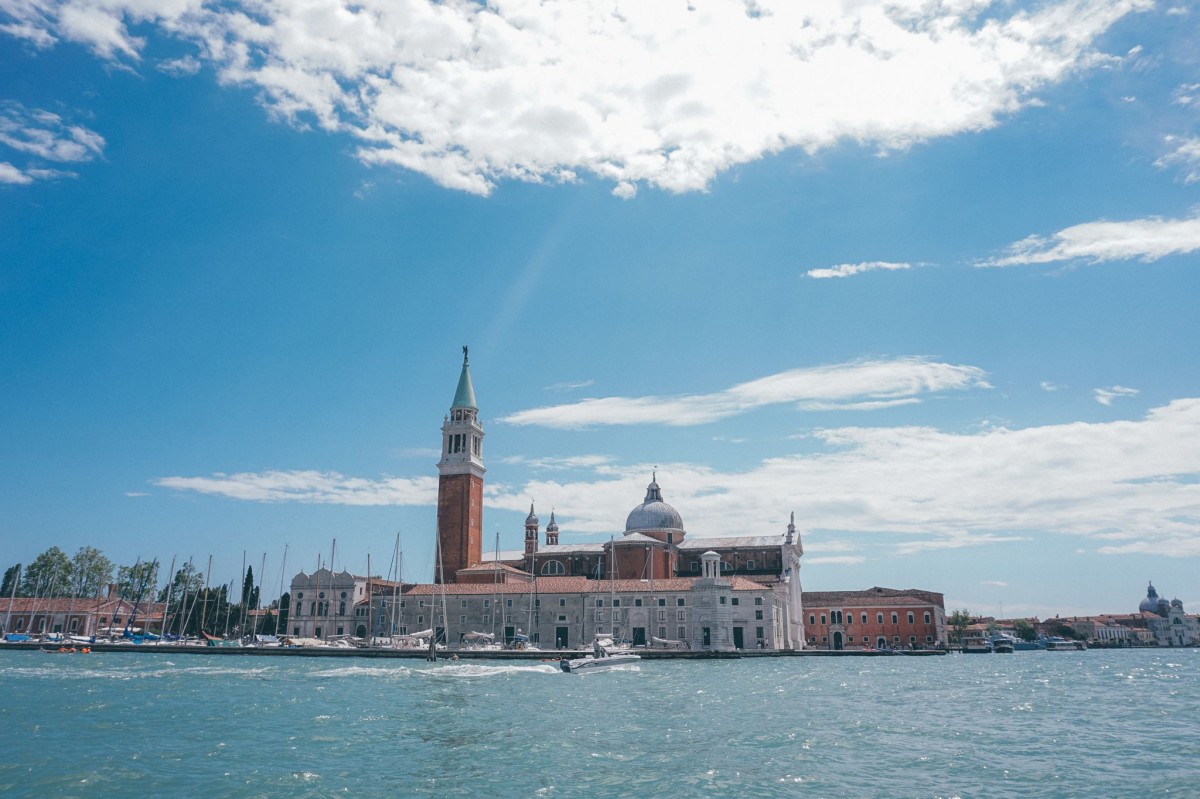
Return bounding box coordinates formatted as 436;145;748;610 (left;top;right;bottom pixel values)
2;649;1198;798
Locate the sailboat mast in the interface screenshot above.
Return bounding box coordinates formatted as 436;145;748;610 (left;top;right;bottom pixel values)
199;555;213;635
3;564;19;635
161;555;177;642
275;544;288;637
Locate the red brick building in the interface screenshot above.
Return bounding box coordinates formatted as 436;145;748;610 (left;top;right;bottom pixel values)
435;347;485;583
802;587;947;650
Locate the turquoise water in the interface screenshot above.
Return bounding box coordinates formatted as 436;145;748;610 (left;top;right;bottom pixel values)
1;649;1198;798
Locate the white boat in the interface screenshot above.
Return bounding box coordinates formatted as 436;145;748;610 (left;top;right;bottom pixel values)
1043;636;1085;651
560;637;641;673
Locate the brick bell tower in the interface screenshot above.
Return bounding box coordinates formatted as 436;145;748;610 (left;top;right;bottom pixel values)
435;347;485;583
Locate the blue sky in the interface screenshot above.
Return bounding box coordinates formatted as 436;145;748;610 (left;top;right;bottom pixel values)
2;0;1199;618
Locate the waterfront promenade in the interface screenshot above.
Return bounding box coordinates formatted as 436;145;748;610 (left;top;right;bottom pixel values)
1;641;945;659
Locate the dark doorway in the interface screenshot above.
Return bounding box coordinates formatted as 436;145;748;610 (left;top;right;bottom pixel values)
505;625;515;645
733;627;744;649
356;624;367;639
556;626;570;648
632;627;646;647
833;631;843;650
702;627;711;647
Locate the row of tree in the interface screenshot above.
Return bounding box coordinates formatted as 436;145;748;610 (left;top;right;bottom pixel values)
0;546;154;600
2;547;290;638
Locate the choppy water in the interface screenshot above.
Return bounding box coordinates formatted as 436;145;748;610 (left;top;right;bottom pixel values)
1;649;1198;798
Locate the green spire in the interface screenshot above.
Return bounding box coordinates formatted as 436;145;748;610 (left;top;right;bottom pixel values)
452;345;477;410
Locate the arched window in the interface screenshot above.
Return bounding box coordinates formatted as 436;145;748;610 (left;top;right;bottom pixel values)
541;560;565;575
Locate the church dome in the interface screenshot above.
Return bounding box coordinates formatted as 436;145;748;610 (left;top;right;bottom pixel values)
625;475;684;535
525;503;539;527
1139;582;1160;613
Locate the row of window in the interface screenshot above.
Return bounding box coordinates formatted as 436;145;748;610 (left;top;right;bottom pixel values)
810;634;936;645
809;611;932;626
295;591;348;600
538;559;771;576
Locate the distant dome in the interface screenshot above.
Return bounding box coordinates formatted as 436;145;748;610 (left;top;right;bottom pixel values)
1171;598;1183;610
525;503;539;527
1139;582;1160;613
625;475;684;535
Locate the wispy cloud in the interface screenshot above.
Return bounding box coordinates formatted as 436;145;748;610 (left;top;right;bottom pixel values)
806;261;912;280
981;580;1010;587
1040;381;1066;392
0;0;1150;196
155;400;1200;555
1156;136;1200;184
491;399;1200;553
500;454;617;471
501;358;989;429
0;103;104;185
1094;385;1139;405
977;211;1200;267
153;471;438;506
545;380;595;392
0;103;104;161
157;55;201;76
894;534;1029;556
805;556;866;566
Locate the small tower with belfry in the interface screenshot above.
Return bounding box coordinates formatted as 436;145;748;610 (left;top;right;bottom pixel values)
524;503;540;556
435;347;485;583
545;510;559;545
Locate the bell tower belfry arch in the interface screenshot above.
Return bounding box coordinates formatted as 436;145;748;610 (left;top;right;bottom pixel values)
435;347;485;583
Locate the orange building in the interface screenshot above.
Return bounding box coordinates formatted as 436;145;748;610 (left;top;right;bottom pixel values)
802;587;946;650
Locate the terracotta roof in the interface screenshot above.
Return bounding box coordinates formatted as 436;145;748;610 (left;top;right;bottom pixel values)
456;563;530;575
802;587;944;608
0;597;166;614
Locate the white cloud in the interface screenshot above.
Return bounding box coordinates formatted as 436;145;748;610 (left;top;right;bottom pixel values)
805;556;866;566
1094;385;1139;405
893;533;1029;556
500;454;616;471
977;211;1200;267
981;580;1010;587
806;261;912;279
501;358;989;429
496;399;1200;554
1040;381;1066;392
545;379;595;392
0;103;105;162
158;54;201;76
0;161;33;184
0;0;1151;196
1156;136;1200;184
153;470;438;505
155;399;1200;556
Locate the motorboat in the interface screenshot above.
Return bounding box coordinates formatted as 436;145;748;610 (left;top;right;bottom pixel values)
560;637;641;673
1043;636;1085;651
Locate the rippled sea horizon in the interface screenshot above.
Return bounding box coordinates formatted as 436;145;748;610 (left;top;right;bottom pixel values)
2;648;1198;798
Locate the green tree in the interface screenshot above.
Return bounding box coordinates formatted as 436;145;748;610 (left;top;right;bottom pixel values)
21;547;72;598
0;564;20;598
241;565;259;610
1013;619;1037;642
948;609;972;645
160;563;205;637
276;592;290;635
70;546;115;598
116;560;159;601
159;562;204;603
